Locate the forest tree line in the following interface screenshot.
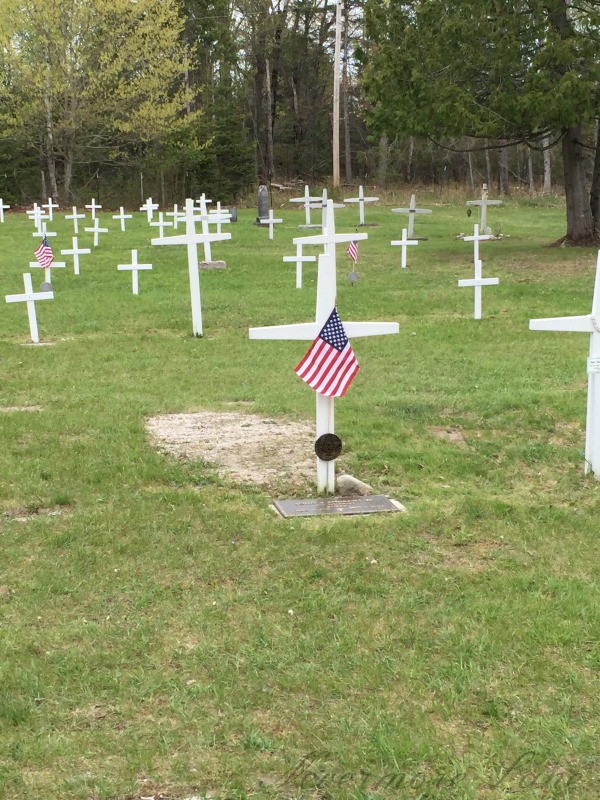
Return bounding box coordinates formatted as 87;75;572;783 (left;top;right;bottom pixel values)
0;0;598;241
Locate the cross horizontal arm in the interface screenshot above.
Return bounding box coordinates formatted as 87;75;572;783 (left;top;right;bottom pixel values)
529;315;595;333
344;322;399;337
152;232;231;246
293;232;368;246
249;322;319;340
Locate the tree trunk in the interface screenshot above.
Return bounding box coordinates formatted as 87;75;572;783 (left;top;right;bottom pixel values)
543;135;552;193
563;125;595;243
342;1;351;183
468;151;474;190
498;146;510;195
589;121;600;239
265;58;275;181
527;149;535;193
405;136;414;182
485;140;492;185
377;133;389;187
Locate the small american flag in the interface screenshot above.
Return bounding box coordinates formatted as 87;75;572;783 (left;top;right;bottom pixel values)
346;240;358;264
295;307;359;397
34;236;54;268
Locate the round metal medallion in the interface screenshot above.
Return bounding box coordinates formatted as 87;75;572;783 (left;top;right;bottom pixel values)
40;281;52;292
314;433;342;461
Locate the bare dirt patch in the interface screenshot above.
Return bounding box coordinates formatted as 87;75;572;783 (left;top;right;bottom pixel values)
2;505;72;522
146;411;317;488
429;426;468;446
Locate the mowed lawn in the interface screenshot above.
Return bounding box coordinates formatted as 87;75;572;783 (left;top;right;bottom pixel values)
1;191;599;800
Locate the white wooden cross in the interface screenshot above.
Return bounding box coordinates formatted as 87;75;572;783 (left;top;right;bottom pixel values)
65;207;86;234
0;198;10;223
140;197;159;223
5;273;54;344
283;243;316;289
113;206;133;232
391;228;419;269
32;222;57;239
260;209;283;240
149;211;173;240
309;189;345;232
249;251;399;493
344;185;380;226
29;258;66;285
85;198;102;220
463;223;493;266
467;183;502;235
61;236;91;275
458;258;499;320
42;196;59;221
530;251;600;477
294;199;368;267
84;217;109;247
118;249;153;295
166;204;181;231
194;195;224;263
290;185;321;228
27;204;48;233
151;197;231;336
208;201;231;236
392;194;432;238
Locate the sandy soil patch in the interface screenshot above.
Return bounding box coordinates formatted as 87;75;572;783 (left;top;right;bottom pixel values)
146;411;317;487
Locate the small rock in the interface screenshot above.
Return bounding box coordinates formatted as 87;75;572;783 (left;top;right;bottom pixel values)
336;474;374;496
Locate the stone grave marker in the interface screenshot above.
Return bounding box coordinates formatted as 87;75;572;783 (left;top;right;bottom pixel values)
5;273;53;344
530;250;600;478
257;185;269;223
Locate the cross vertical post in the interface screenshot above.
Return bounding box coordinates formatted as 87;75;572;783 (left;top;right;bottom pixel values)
5;273;54;343
391;228;418;269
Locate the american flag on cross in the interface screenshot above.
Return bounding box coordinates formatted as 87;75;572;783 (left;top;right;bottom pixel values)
295;307;359;397
34;236;54;269
346;240;358;264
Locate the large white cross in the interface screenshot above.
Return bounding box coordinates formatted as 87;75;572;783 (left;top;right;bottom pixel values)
530;251;600;478
344;185;380;226
84;217;109;247
290;185;321;228
249;251;399;493
5;273;54;344
29;258;66;285
140;197;159;223
392;194;432;238
467;183;502;234
85;198;102;220
463;223;493;266
42;196;59;221
113;206;133;232
149;211;173;239
391;228;419;269
61;236;91;275
118;249;153;295
151;197;231;336
458;258;499;320
260;209;283;240
65;207;86;234
0;198;10;223
283;243;316;289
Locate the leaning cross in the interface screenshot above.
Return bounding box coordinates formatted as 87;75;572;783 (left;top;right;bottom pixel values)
113;206;133;232
61;237;91;275
391;228;418;269
151;197;231;336
344;185;379;226
0;198;10;223
290;185;321;228
249;251;399;493
260;209;283;240
65;207;86;234
530;250;600;478
283;243;316;289
467;183;502;235
118;249;153;295
391;194;432;238
458;259;499;320
5;273;54;344
85;198;102;220
140;197;159;223
84;217;109;247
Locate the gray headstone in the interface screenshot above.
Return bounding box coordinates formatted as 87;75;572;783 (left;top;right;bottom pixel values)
257;185;269;222
230;207;238;223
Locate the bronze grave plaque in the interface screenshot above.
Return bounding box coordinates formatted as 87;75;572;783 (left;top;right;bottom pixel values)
273;495;404;518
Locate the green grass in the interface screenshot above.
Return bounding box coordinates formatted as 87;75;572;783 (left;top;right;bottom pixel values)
0;194;599;800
